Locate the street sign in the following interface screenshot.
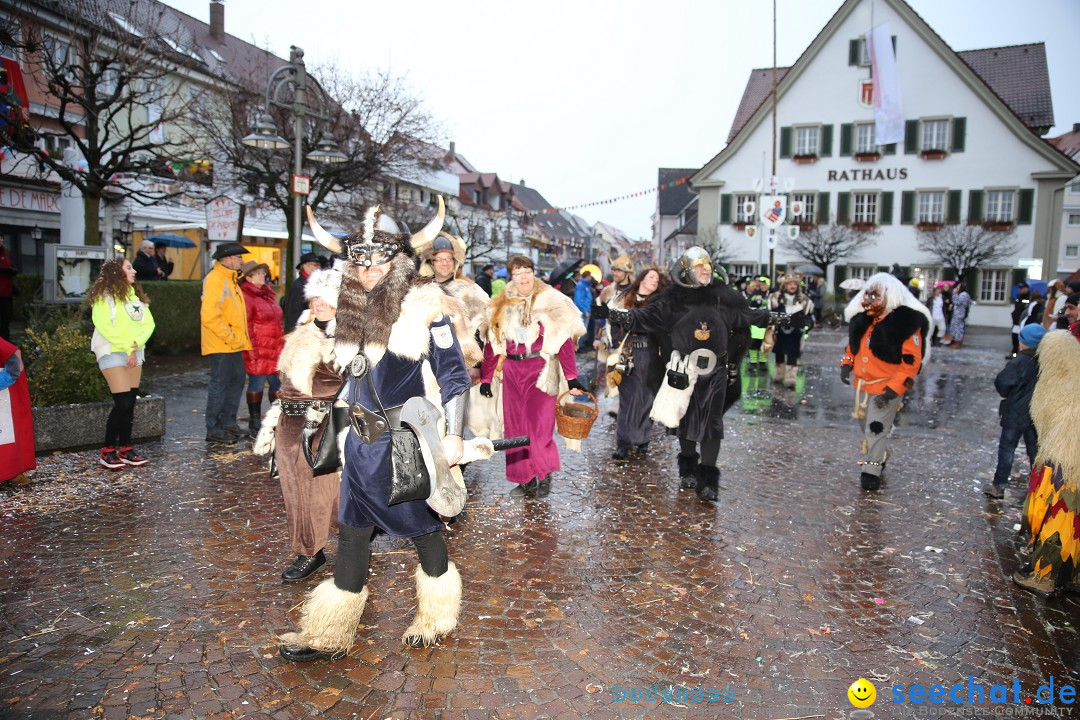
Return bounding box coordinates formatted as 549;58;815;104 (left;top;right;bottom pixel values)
291;174;311;196
1016;258;1042;268
205;195;246;243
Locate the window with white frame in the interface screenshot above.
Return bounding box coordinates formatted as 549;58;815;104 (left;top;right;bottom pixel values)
848;265;876;281
918;191;946;224
45;36;77;79
853;192;878;225
979;269;1009;303
735;193;756;224
792;193;816;224
730;263;756;277
1067;213;1080;227
985;190;1015;223
1066;245;1079;259
795;126;819;156
855;123;877;154
921;119;949;151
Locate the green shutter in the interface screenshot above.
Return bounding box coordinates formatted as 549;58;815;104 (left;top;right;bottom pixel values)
905;119;919;154
837;192;851;225
947;190;962;224
891;36;897;55
820;124;833;157
839;124;853;156
951;117;966;153
883;142;897;155
900;191;915;225
849;39;860;66
834;264;848;295
720;194;732;224
1017;188;1034;224
779;127;792;159
816;192;830;225
879;192;894;225
968;190;984;223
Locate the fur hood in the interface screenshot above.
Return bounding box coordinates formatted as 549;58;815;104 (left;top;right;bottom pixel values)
1031;330;1080;481
485;278;585;356
278;321;336;396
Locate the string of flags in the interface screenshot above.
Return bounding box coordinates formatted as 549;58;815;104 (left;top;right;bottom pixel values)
538;176;690;215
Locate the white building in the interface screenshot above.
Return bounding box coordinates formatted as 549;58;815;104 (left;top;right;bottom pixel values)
690;0;1078;328
1049;126;1080;279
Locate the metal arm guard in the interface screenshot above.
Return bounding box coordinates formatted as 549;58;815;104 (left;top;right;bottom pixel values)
443;392;468;437
608;307;633;326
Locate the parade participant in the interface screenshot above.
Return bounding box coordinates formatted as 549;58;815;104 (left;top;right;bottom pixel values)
743;277;770;375
0;337;34;486
239;260;285;433
278;198;472;660
605;266;666;460
477;255;586;498
767;271;814;388
254;265;344;583
840;273;930;491
414;231;487;375
1013;329;1080;597
929;285;948;347
943;282;972;348
201;242;252;444
608;247;771;502
88;258;156;470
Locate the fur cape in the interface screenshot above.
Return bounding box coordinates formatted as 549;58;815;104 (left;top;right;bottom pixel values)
848;305;931;366
278;320;337;397
332;254;480;369
1031;330;1080;482
438;278;489;364
485;278;585;395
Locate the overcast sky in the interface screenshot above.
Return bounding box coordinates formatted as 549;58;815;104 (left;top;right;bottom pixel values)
162;0;1080;239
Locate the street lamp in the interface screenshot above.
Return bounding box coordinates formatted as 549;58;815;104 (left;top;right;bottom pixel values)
242;46;346;284
30;225;43;242
115;214;134;255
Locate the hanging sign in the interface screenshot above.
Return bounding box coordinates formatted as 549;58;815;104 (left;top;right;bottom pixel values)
790;200;805;218
858;79;874;108
766;229;778;250
742;200;756;220
786;225;800;240
759;195;787;229
745;225;757;239
206;195;246;243
291;174;311;196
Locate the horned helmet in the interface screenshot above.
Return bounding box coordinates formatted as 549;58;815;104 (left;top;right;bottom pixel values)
670;246;713;288
305;196;445;267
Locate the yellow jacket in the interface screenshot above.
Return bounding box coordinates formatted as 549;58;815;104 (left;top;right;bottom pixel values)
200;262;252;354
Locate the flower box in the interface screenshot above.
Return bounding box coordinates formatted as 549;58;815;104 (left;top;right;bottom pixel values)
732;222;749;230
792;154;818;164
851;223;877;231
982;221;1015;231
854;152;881;162
33;395;166;453
919;149;948;160
916;223;945;231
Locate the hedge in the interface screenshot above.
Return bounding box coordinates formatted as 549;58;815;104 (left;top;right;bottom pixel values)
13;274;43;321
141;280;202;355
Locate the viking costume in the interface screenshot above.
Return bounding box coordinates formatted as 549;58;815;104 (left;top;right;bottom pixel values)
767;272;814;388
415;231;488;368
476;267;585;496
743;279;770;375
253;266;344;582
841;273;930;491
278;198;473;660
1014;329;1080;597
609;247;769;502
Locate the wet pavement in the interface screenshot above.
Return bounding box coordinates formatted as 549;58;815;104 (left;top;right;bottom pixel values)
2;328;1078;720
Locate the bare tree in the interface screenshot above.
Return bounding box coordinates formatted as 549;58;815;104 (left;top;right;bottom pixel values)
4;1;206;244
781;219;879;274
695;226;734;266
915;223;1019;278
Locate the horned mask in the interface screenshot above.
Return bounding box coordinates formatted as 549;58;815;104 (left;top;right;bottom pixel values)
305;195;445;266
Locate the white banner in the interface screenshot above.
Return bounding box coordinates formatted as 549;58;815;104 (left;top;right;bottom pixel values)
867;22;904;145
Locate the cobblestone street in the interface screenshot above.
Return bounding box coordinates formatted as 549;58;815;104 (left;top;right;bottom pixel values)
2;328;1078;720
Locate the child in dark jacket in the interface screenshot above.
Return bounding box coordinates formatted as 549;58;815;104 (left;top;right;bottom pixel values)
983;324;1045;498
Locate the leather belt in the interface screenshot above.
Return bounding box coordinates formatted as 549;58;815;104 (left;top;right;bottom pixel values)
280;400;328;416
506;351;541;361
627;339;649;349
349;402;404;445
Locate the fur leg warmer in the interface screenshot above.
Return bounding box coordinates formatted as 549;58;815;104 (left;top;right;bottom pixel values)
677;452;699;489
784;363;798;389
278;580;369;657
695;464;720;503
402;562;461;648
772;363;785;383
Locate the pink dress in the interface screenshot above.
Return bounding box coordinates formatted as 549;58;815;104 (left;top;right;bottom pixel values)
481;326;578;485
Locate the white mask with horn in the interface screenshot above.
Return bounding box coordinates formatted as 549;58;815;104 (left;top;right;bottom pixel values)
305;195;445;267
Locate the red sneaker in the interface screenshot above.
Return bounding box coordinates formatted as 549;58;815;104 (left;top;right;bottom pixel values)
99;447;125;470
116;447;147;466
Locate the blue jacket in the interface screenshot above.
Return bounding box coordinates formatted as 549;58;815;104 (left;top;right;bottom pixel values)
994;349;1038;429
574;278;594;315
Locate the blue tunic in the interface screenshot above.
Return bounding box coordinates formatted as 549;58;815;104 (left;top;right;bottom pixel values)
340;314;471;537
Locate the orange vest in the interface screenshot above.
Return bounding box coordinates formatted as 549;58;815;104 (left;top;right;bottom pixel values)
843;315;923;396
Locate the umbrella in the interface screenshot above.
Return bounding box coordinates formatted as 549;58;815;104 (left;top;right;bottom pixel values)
147;233;196;249
934;279;957;289
1012;279;1048;300
545;258;583;285
793;264;824;275
580;263;602;279
839;278;864;291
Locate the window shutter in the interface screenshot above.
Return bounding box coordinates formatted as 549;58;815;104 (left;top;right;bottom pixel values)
879;192;894;225
779;127;792;158
849;39;860;66
947;190;962;224
816;192;830;224
891;36;897;55
820;125;833;157
1017;188;1034;224
839;124;853;156
951;117;966;153
720;194;732;224
900;191;915;225
883;142;897;155
904;119;919;154
968;190;984;223
837;192;851;225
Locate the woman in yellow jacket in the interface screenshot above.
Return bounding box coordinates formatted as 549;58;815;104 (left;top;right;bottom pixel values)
89;257;156;469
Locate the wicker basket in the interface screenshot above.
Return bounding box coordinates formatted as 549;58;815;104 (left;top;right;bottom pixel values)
554;391;598;440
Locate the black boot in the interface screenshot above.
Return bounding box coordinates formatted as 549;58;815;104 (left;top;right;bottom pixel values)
246;392;263;433
694;465;720;502
860;472;881;491
677;453;699;489
611;447;630;460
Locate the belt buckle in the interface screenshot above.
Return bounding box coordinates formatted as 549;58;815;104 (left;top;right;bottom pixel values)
349;403;389;445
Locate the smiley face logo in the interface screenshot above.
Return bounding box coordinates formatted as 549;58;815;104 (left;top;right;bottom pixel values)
848;678;876;708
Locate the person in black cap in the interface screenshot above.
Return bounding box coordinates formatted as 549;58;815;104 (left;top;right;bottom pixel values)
201;242;252;444
283;252;322;333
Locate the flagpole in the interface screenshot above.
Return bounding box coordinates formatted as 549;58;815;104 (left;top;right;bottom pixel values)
769;0;777;282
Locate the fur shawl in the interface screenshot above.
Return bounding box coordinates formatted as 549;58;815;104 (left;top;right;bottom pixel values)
440;278;489;366
278;320;336;396
848;306;930;365
1031;330;1080;482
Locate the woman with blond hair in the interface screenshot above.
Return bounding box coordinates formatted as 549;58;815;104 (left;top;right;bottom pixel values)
88;257;155;469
